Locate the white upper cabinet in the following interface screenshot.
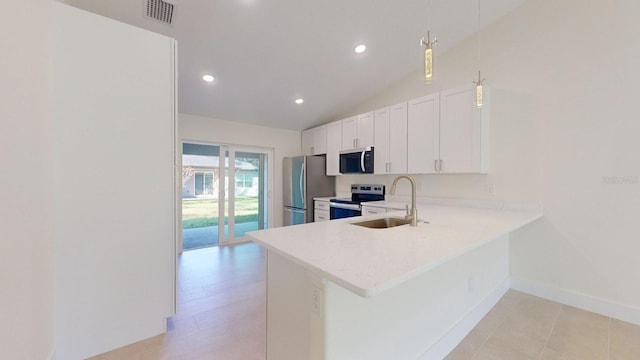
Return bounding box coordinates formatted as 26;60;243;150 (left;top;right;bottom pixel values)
374;102;407;174
388;102;408;174
439;85;489;173
356;112;374;148
341;116;357;150
321;84;489;176
407;85;489;174
342;112;374;150
301;128;314;155
408;94;440;174
314;125;327;154
301;125;327;155
374;107;390;174
326;120;342;176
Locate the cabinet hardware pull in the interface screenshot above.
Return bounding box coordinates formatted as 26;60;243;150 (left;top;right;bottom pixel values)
434;160;438;171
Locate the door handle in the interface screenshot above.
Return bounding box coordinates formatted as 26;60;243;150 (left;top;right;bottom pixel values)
299;163;305;202
360;150;366;172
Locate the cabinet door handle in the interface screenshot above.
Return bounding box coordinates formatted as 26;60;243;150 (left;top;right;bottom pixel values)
389;162;392;173
434;160;438;171
440;159;444;172
311;146;314;154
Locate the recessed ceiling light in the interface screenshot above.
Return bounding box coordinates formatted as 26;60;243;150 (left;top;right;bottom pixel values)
354;44;367;54
295;98;304;105
202;74;215;82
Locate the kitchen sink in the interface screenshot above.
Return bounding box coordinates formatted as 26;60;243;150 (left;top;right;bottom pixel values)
351;217;412;229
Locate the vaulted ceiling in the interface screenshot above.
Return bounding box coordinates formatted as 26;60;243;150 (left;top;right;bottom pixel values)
68;0;526;130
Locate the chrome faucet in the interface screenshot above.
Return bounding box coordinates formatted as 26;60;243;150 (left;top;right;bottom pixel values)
390;175;418;226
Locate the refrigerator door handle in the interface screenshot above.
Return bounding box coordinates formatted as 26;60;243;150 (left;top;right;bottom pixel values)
299;162;305;206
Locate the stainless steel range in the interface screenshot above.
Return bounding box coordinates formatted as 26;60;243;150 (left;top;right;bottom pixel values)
329;184;385;220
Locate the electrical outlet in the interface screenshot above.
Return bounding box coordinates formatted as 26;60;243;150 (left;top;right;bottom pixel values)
312;284;323;318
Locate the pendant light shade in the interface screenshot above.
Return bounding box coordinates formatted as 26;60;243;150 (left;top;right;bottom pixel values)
421;31;437;84
474;71;485;108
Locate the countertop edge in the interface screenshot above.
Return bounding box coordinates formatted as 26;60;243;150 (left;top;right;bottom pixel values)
250;207;543;298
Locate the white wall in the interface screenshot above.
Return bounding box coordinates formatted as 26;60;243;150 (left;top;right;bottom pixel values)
0;0;54;359
335;0;640;320
180;113;302;228
53;3;177;358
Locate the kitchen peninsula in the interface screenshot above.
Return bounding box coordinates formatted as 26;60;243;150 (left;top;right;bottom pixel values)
247;202;542;360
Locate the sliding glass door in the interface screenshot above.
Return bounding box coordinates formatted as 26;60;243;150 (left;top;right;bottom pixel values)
181;142;271;250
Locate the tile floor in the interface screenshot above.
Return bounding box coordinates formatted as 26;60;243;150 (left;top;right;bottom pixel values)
90;242;640;360
446;290;640;360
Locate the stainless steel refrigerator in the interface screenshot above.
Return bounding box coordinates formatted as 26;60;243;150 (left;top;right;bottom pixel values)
283;155;335;226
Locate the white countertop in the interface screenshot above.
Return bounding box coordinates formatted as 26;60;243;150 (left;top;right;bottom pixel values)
247;203;542;298
361;200;409;210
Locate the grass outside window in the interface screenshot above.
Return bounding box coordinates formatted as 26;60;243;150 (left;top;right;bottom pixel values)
182;197;259;229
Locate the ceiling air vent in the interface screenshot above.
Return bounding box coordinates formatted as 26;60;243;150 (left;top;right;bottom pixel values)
145;0;174;25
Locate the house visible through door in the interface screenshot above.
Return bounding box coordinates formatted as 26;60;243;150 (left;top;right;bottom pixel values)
181;142;271;250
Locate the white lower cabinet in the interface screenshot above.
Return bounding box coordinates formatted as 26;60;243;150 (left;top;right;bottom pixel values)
314;200;330;222
361;205;386;215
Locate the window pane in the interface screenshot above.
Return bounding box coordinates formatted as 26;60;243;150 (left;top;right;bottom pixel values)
194;173;203;196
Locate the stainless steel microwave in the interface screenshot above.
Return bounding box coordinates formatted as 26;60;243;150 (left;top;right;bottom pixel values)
339;147;374;174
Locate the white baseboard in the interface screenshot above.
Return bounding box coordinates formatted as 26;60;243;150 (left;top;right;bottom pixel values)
418;278;511;360
510;277;640;326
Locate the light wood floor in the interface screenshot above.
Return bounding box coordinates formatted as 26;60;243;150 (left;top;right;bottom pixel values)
89;242;266;360
91;242;640;360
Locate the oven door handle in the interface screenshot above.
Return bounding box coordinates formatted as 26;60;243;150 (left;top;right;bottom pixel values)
329;202;362;211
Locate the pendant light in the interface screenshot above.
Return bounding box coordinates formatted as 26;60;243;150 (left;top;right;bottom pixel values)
473;0;485;108
474;71;485;108
420;0;437;84
421;31;437;84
